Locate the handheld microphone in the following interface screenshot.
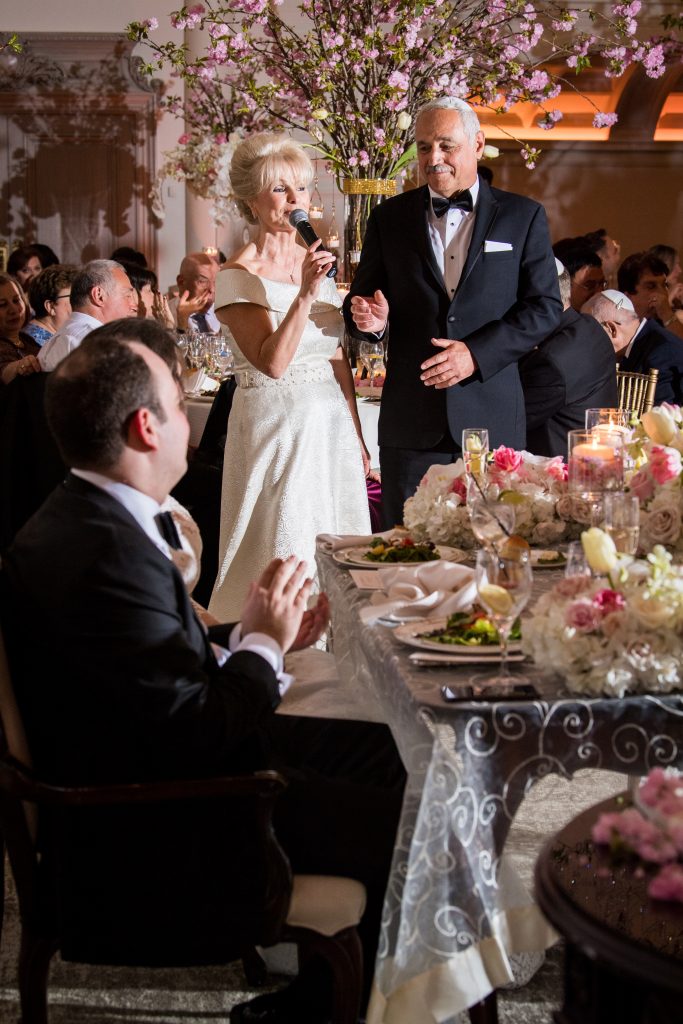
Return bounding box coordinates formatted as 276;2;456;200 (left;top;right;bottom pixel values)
289;208;338;278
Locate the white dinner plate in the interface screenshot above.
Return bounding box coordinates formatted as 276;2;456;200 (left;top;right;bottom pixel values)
394;617;522;654
530;549;566;569
332;545;467;569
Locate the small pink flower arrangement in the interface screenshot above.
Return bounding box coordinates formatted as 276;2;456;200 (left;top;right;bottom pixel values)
491;446;523;473
592;769;683;903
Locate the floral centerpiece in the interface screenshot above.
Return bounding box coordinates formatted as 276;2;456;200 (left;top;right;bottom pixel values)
592;768;683;903
627;404;683;553
403;446;584;549
150;131;241;224
129;3;680;180
522;528;683;696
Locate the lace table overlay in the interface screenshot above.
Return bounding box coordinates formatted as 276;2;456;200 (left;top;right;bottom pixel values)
317;548;683;1024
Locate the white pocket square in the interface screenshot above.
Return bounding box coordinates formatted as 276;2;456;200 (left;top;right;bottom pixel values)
484;240;513;252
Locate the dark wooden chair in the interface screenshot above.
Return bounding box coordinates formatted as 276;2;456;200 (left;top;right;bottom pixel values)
0;622;364;1024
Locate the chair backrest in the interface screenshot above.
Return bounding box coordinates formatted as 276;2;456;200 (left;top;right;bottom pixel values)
616;366;659;416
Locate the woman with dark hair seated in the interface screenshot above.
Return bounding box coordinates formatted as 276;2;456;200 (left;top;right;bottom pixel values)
0;273;40;385
23;265;78;347
7;244;47;290
118;260;175;328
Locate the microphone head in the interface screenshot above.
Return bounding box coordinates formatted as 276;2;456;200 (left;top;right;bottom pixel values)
289;209;310;228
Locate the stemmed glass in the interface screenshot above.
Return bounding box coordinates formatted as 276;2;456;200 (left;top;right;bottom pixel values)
358;340;385;388
475;548;533;686
469;498;516;551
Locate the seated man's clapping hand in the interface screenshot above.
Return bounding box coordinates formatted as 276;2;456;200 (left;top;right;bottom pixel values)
241;556;313;653
288;593;330;651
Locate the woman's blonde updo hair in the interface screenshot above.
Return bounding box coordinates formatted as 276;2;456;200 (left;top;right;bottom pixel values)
230;132;313;225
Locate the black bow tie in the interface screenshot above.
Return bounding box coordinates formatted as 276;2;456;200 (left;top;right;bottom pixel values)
431;190;473;218
155;510;182;551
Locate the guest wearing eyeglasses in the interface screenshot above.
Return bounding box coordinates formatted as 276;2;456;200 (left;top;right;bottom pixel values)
23;265;78;347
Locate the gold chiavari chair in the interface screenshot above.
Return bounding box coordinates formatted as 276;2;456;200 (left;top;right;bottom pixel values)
615;366;659;416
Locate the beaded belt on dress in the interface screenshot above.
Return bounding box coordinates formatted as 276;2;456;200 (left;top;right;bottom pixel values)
235;365;332;389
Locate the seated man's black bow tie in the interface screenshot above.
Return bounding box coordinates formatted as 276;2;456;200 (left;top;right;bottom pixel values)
431;190;473;217
155;510;182;551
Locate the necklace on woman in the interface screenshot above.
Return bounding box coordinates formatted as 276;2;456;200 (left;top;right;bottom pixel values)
255;246;298;283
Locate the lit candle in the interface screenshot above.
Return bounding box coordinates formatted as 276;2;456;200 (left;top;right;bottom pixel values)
572;440;615;461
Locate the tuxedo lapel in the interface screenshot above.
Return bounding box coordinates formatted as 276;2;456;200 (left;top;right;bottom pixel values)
456;182;499;296
414;186;449;296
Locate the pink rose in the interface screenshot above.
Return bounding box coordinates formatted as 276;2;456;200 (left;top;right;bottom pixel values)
492;446;523;472
593;589;626;615
177;133;191;145
649;445;682;485
546;457;568;482
649;863;683;902
629;468;655;501
449;477;467;502
565;599;601;633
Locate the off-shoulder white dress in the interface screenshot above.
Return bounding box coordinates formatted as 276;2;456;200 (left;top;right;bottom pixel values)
208;269;370;621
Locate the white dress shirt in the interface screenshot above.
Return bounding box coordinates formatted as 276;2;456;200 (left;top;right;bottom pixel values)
39;311;102;372
70;469;288;684
426;176;480;300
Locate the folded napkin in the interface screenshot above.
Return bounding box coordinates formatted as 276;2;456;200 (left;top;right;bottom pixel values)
360;561;477;625
317;529;404;553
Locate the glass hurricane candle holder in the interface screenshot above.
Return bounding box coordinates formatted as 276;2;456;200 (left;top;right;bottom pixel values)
568;430;624;502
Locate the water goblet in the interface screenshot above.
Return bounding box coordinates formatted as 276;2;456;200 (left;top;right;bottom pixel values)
602;492;639;555
358;340;385;388
564;541;591;578
474;548;533;687
469;498;515;551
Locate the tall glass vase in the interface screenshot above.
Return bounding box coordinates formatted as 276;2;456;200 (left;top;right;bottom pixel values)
341;178;397;282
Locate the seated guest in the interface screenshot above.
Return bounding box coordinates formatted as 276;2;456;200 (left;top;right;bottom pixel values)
583;289;683;405
552;241;606;312
3;331;403;1023
6;244;45;289
23;264;78;346
0;273;40;385
171;251;221;334
118;260;175;328
617;251;683;341
39;259;138;371
583;228;621;287
521;267;618;458
110;245;148;268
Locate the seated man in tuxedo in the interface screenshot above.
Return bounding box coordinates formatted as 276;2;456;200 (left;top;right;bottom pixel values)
582;289;683;406
551;241;606;312
3;332;404;1024
171;250;221;335
520;266;617;458
618;250;683;342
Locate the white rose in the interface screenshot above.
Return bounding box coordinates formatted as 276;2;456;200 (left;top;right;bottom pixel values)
581;528;618;573
482;145;500;159
397;111;412;131
643;500;681;546
642;407;676;446
630;596;673;630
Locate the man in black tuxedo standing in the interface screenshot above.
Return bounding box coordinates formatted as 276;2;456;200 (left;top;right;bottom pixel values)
3;332;403;1024
344;97;562;528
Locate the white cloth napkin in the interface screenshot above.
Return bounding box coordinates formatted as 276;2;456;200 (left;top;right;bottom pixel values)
360;561;477;624
317;529;403;553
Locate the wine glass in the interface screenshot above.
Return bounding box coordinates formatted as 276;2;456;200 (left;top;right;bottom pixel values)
469;498;515;551
358;340;385;388
475;548;533;686
214;344;235;381
602;492;639;555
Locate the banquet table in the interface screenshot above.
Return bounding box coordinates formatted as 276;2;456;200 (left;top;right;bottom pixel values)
316;546;683;1024
185;390;381;465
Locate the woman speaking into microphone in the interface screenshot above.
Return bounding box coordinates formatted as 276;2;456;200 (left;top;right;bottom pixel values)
208;132;370;621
